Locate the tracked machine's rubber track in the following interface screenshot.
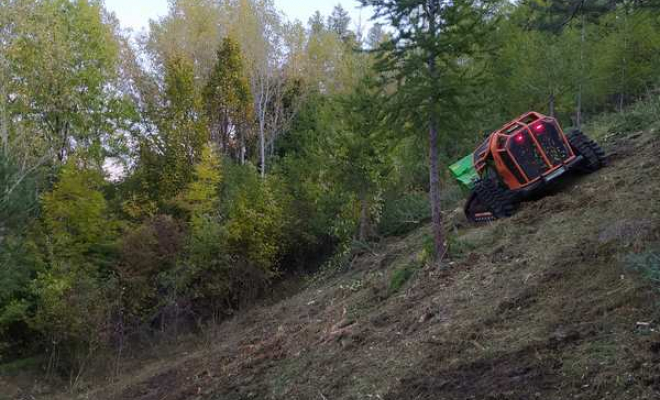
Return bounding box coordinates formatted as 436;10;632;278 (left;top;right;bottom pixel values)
567;130;606;171
465;177;518;223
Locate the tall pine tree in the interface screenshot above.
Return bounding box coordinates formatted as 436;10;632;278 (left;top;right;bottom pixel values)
138;55;208;202
361;0;496;262
203;37;253;163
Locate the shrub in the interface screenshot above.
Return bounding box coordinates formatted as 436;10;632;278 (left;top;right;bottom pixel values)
183;215;234;312
222;165;286;277
421;233;438;263
448;234;478;257
378;190;431;236
41;160;117;263
0;154;39;234
0;235;44;359
225;182;283;275
389;264;419;293
31;264;118;376
586;95;660;141
20;161;122;374
118;215;184;320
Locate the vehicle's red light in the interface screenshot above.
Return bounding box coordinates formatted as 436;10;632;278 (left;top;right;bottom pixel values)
514;133;525;144
533;123;545;134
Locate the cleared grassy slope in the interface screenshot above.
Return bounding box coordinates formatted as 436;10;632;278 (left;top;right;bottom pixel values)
75;129;660;400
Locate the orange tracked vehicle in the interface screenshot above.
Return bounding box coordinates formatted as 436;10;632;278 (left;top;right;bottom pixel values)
449;112;606;222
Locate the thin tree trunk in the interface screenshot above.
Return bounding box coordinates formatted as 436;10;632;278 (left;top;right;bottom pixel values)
240;127;246;165
210;118;219;150
57;120;69;162
256;75;270;178
259;119;265;177
428;118;445;263
549;92;555;118
425;2;446;264
0;84;7;156
576;13;585;129
427;56;446;264
358;189;369;242
115;289;125;378
0;51;7;156
269;96;281;158
619;8;628;113
269;136;275;158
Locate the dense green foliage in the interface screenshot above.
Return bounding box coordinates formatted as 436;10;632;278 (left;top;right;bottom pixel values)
1;0;660;379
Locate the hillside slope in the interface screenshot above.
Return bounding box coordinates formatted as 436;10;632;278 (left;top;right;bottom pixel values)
45;130;660;399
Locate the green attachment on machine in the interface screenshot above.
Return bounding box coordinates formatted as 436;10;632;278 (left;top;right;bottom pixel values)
449;154;479;191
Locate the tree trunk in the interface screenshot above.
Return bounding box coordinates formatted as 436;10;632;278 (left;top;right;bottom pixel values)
576;13;585;129
240;127;246;165
425;2;445;264
0;83;7;157
358;190;369;242
220;114;232;158
576;85;582;128
428;116;445;263
619;8;628;113
0;53;7;156
259;120;266;177
548;92;555;118
255;76;270;179
427;56;446;264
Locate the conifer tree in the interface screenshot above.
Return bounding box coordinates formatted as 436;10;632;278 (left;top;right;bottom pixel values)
327;5;352;42
308;10;325;34
203;38;253;163
361;0;496;262
140;54;208;201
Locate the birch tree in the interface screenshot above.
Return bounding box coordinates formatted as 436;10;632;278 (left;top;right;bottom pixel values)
226;0;287;177
0;2;12;157
146;0;223;79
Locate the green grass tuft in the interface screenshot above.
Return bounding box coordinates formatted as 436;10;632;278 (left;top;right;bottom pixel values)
448;234;478;257
389;264;418;293
623;246;660;290
0;356;41;375
585;96;660;141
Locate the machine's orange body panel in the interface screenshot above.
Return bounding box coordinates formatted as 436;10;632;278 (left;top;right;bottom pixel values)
475;112;577;191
